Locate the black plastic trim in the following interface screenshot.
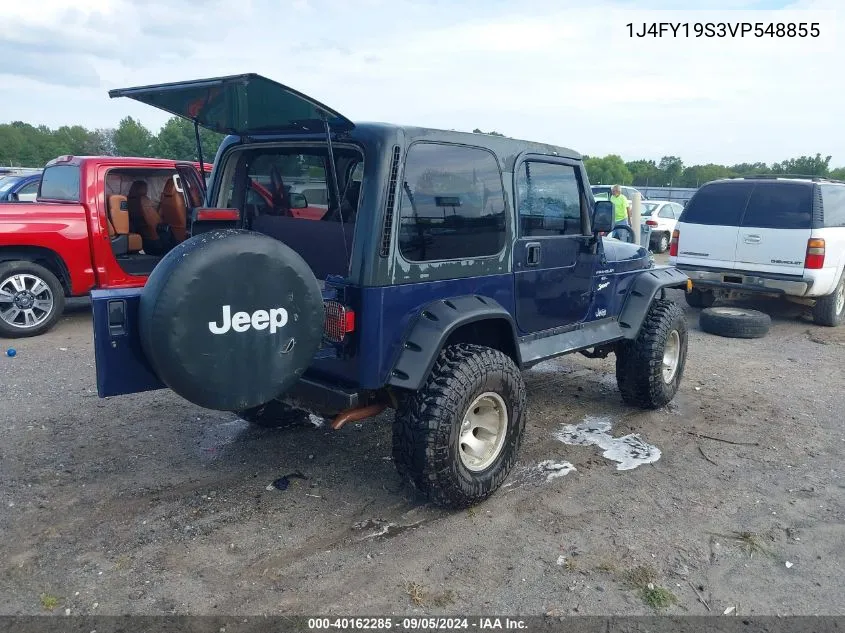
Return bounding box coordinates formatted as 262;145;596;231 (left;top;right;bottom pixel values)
617;266;689;337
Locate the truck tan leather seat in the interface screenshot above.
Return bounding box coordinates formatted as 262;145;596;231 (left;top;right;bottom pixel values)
108;194;143;253
159;177;188;242
126;181;162;243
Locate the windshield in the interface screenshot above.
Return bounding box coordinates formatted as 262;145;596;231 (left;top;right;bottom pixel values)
0;176;21;193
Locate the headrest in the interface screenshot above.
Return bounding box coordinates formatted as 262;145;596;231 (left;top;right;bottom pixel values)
128;181;148;198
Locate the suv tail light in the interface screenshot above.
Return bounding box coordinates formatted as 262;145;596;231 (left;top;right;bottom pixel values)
324;301;355;343
669;229;679;257
805;238;826;269
645;220;658;227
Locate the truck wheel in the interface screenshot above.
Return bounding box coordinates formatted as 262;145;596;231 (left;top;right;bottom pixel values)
236;400;308;428
392;344;527;509
699;307;770;339
0;261;66;338
616;299;687;409
812;275;845;327
685;287;715;309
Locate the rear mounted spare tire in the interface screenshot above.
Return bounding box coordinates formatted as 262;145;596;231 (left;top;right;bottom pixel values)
138;229;324;411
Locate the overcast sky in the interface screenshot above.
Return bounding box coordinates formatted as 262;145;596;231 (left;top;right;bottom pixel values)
2;0;841;166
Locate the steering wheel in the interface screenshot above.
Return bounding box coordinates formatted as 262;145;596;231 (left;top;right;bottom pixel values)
610;223;636;243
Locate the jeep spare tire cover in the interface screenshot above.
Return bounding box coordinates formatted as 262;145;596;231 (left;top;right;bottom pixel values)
139;229;324;411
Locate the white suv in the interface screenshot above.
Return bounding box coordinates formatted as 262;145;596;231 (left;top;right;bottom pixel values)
669;176;845;327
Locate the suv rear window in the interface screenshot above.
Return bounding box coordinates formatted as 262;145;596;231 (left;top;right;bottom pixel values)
741;182;813;230
39;165;81;201
679;181;754;226
821;184;845;228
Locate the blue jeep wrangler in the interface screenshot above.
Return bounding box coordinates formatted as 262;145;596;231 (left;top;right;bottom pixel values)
93;74;690;509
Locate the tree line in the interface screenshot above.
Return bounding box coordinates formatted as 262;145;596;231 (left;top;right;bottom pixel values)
0;117;224;168
3;120;843;188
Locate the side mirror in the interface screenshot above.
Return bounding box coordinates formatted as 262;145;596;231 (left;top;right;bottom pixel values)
592;200;614;234
289;192;308;209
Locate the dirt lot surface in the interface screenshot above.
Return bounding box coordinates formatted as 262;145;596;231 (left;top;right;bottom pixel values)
2;264;844;617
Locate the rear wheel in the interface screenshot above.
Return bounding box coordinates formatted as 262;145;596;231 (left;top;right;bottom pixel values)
685;287;716;309
392;344;527;509
655;232;670;253
812;276;845;327
0;261;66;338
616;299;688;409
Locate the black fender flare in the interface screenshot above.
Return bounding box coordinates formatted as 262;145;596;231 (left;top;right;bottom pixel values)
618;266;689;338
387;295;521;391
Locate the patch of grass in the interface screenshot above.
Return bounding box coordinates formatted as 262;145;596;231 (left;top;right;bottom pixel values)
405;581;425;607
641;584;678;610
563;558;578;572
621;565;677;612
403;581;455;607
710;530;773;558
114;555;131;570
39;593;60;611
595;559;618;573
466;507;478;519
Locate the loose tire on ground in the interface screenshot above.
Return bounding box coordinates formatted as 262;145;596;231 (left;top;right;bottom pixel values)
0;260;66;338
392;344;527;509
684;287;716;309
812;275;845;327
699;306;770;339
138;229;325;411
237;399;309;428
616;299;688;409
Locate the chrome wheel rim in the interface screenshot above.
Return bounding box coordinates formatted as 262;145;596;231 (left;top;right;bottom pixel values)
836;281;845;316
662;329;681;384
0;273;54;329
458;392;508;472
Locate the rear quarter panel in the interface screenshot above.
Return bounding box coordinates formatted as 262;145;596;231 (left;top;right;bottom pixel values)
0;201;95;295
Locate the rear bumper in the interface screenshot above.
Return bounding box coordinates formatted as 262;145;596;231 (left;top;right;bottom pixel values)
284;376;362;415
678;265;811;296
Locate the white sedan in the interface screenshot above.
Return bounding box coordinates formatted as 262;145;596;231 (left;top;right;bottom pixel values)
641;200;684;253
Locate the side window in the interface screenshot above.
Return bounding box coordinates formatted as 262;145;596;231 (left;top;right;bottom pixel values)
517;161;584;237
398;143;507;262
17;181;40;201
821;184;845;227
658;205;674;219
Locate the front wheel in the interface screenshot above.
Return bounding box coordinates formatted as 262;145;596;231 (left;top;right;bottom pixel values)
0;261;66;338
392;344;527;509
615;299;688;409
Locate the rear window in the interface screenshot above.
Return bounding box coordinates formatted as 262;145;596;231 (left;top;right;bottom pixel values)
740;182;813;230
39;165;81;201
821;184;845;228
679;181;755;226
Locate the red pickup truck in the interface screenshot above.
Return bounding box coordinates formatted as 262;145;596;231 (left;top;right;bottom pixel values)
0;155;210;338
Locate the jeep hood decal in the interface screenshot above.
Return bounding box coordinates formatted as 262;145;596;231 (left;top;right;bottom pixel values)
109;74;355;136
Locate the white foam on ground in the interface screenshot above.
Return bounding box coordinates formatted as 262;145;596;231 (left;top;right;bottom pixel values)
554;415;661;471
536;460;577;481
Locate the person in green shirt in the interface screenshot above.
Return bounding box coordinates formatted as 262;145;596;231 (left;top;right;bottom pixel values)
609;185;632;240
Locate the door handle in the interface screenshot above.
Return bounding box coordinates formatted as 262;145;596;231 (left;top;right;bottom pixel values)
744;234;761;244
526;242;541;266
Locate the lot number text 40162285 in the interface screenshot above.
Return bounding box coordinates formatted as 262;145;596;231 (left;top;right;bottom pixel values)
626;22;821;38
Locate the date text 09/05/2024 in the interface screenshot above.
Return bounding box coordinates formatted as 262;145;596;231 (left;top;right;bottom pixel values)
627;22;820;38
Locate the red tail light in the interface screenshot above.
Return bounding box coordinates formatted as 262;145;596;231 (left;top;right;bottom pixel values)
669;229;679;257
645;220;658;227
324;301;355;342
805;238;825;269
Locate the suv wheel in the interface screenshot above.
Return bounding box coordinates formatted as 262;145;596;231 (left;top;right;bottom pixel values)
685;287;716;309
812;276;845;327
656;232;670;253
392;344;527;509
0;261;66;338
236;399;309;428
615;299;688;409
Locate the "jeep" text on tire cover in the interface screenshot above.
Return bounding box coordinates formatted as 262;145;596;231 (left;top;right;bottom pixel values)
208;305;288;335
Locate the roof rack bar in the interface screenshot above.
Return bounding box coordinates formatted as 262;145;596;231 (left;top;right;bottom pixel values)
734;173;845;184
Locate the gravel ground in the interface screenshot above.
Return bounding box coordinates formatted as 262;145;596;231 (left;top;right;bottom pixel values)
1;266;844;617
